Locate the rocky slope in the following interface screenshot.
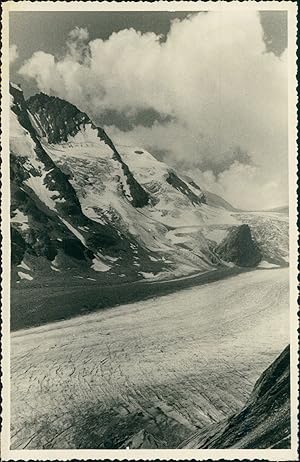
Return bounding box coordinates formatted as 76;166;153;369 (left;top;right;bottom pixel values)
179;345;290;449
215;224;262;267
10;83;289;328
12;86;162;282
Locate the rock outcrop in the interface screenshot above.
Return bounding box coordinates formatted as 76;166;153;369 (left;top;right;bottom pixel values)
180;345;290;449
215;224;262;267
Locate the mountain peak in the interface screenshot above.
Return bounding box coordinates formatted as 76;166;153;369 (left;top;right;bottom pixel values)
27;92;90;144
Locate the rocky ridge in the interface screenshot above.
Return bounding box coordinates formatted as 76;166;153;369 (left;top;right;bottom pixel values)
179;345;290;449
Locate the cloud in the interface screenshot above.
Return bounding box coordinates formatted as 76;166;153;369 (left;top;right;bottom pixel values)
18;13;288;209
9;44;19;64
68;26;89;42
184;163;288;210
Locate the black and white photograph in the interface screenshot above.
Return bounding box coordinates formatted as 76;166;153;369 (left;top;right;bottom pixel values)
1;1;298;460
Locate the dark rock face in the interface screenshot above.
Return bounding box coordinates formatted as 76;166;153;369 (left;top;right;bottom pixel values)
27;93;150;208
27;93;90;144
215;224;261;267
166;171;206;205
180;345;290;449
11;227;26;266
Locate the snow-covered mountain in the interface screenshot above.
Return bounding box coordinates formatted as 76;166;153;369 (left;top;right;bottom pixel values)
10;83;289;293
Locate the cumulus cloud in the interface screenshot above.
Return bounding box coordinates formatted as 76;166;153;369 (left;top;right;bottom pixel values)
18;13;288;209
68;26;89;42
9;44;19;64
184;163;288;211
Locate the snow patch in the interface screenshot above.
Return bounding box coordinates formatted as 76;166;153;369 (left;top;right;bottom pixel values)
139;272;157;279
27;110;48;139
18;272;33;281
17;261;31;271
10;110;37;159
51;266;60;272
11;209;29;231
91;257;111;272
105;255;119;262
258;261;280;269
25;175;58;211
149;255;160;262
11;83;22;92
60;218;86;246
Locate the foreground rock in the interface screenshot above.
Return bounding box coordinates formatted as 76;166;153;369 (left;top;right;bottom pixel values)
180;345;290;449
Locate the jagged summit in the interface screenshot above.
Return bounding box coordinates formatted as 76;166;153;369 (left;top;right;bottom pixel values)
26;92;150;208
27;92;90;143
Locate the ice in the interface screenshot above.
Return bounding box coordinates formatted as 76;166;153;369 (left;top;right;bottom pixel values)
11;268;289;449
117;145;169;185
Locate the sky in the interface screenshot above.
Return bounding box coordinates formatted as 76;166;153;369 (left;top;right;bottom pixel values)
9;11;288;210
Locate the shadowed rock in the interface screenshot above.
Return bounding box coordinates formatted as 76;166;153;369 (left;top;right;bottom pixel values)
215;224;262;267
166;171;206;205
179;345;290;449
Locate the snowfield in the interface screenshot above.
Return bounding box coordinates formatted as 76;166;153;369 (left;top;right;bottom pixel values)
11;268;289;449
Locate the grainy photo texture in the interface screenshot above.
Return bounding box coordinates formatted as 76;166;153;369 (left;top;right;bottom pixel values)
1;2;298;461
